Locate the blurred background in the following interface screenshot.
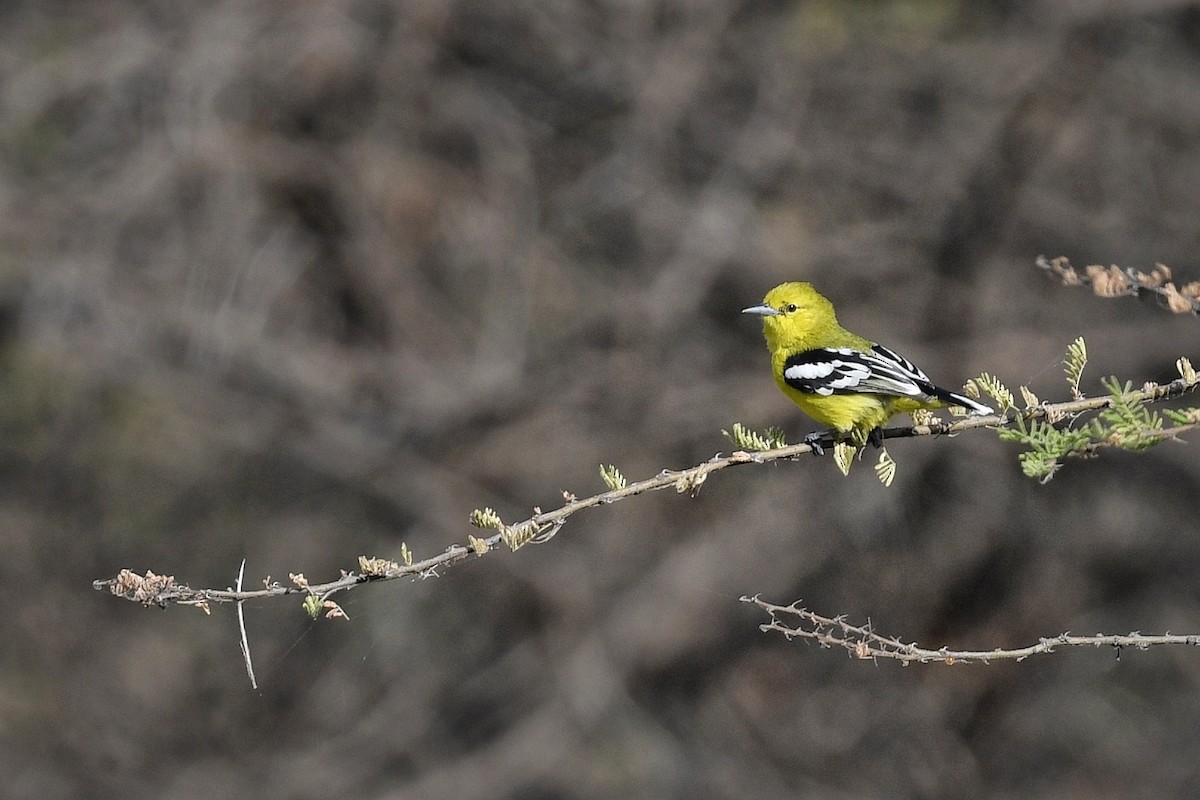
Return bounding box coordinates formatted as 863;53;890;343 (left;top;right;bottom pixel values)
2;0;1200;797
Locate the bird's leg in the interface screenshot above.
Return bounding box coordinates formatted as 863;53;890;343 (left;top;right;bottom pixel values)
867;427;884;449
801;429;837;457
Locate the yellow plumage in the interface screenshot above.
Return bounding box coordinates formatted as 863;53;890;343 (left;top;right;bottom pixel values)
743;282;991;448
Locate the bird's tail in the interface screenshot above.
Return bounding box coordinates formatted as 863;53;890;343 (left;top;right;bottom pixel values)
930;386;993;416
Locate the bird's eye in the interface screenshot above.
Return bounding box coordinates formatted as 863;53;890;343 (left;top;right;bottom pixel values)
785;303;798;313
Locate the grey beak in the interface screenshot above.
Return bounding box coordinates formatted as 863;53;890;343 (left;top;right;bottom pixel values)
741;304;779;317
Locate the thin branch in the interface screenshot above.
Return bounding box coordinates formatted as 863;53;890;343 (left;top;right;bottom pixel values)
1037;255;1200;314
236;559;257;689
743;595;1200;664
93;374;1198;610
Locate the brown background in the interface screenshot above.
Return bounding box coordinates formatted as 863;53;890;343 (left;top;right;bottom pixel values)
3;1;1200;797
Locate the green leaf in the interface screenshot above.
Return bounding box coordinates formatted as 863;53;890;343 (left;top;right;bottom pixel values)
874;448;896;487
723;422;787;451
833;442;855;476
599;464;627;491
966;373;1015;414
1064;337;1087;399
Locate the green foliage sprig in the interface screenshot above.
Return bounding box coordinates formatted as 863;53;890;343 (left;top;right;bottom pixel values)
599;463;627;491
873;449;897;487
723;422;787;451
995;349;1199;482
1064;337;1087;399
966;372;1015;415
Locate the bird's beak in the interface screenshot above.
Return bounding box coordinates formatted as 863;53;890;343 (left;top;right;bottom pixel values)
741;304;778;317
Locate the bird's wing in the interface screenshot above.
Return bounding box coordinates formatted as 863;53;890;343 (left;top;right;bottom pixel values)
781;345;932;398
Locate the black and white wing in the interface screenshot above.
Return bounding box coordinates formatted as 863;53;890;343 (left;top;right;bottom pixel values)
781;344;993;414
781;345;929;398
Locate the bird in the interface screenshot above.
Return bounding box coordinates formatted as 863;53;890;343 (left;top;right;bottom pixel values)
742;281;992;453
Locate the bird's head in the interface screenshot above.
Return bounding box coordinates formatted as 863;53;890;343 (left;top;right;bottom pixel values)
742;281;836;351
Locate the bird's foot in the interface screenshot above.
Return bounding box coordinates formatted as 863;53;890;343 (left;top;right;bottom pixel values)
802;430;836;457
867;427;884;449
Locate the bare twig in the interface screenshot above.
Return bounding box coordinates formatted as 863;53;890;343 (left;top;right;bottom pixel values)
1037;255;1200;314
743;595;1200;664
93;374;1197;610
236;559;257;689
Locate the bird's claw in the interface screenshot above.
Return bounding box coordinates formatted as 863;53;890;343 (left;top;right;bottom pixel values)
802;431;832;457
867;427;884;449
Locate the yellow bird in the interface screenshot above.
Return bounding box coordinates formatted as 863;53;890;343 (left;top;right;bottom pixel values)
743;281;992;452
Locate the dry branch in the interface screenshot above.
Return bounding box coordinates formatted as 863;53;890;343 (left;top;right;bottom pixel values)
1037;255;1200;314
93;373;1198;610
744;595;1200;664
